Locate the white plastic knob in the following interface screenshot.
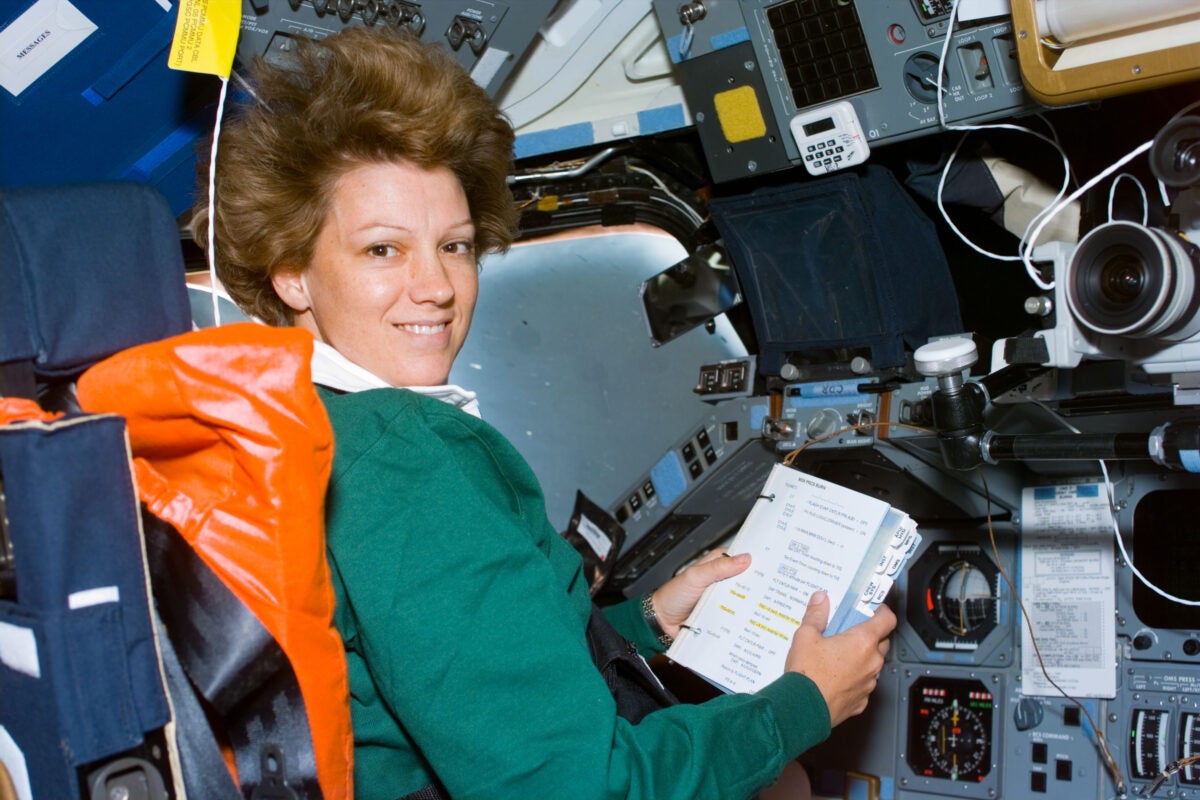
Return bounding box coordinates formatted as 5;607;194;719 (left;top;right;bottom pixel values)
914;337;978;377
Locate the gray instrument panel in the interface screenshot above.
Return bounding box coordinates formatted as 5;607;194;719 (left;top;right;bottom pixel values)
608;375;1200;800
237;0;555;96
652;0;1036;182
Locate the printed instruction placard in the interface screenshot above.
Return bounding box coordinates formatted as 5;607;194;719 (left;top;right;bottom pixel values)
1019;483;1117;698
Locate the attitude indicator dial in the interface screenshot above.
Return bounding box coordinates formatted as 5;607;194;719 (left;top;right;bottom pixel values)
906;544;1002;652
906;677;994;782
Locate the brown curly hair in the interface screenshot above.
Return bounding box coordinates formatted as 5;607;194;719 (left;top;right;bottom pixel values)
189;26;518;326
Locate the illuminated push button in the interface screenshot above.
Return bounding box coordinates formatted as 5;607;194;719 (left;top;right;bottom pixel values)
1031;772;1047;793
888;23;906;44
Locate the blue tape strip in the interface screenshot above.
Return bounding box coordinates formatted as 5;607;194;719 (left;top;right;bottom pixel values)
637;104;687;135
710;27;751;50
790;379;868;399
786;380;870;408
789;396;867;408
85;12;175;103
123;109;211;183
665;25;750;63
513;122;595;159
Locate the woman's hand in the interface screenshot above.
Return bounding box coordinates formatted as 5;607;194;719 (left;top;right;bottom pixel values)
784;591;897;727
650;549;751;639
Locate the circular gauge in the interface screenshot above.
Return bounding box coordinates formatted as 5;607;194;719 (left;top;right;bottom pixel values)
906;544;1001;652
930;559;997;638
902;52;947;104
907;677;994;782
923;700;989;780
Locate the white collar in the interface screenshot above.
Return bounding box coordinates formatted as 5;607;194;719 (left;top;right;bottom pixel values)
310;340;481;418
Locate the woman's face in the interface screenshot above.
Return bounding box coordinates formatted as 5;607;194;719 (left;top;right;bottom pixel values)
274;161;478;387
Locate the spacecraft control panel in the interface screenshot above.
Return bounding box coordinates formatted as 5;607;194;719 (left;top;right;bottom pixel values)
602;357;1200;800
652;0;1036;182
236;0;556;96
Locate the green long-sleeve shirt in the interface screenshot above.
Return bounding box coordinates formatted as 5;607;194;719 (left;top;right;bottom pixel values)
318;386;830;800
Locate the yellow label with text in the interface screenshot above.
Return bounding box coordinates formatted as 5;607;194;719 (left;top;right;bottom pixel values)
169;0;239;78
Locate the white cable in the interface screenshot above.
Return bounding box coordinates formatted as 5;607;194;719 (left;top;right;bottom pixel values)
933;0;964;134
933;123;1071;263
625;164;705;228
206;76;230;328
1020;138;1155;290
1098;459;1200;606
230;68;259;103
1028;398;1200;606
1015;76;1200;288
933;3;1198;290
1152;98;1200;210
1106;172;1149;225
932;0;1072;269
1159;177;1173;210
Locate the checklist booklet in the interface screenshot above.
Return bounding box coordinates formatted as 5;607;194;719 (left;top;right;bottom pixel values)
665;463;919;694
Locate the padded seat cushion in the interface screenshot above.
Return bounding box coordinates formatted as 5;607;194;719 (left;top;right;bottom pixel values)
0;182;190;379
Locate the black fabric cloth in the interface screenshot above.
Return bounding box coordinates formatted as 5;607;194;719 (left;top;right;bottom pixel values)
586;605;679;725
904;154;1005;212
142;512;324;800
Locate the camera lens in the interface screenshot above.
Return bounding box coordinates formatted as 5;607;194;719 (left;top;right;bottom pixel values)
1097;251;1145;304
1066;221;1200;341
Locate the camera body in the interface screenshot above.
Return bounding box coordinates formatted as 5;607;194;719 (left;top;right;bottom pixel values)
994;189;1200;391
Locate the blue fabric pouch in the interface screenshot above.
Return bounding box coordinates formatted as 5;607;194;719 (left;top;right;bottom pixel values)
0;413;170;798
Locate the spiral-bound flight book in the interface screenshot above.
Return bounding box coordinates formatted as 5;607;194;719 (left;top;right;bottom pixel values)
666;463;920;694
